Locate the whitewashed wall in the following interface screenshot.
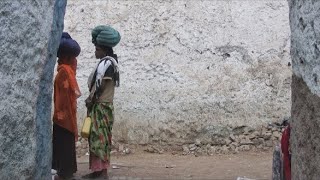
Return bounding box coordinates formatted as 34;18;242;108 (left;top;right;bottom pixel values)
64;0;291;144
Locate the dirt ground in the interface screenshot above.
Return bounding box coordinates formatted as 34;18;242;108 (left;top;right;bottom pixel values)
74;149;273;180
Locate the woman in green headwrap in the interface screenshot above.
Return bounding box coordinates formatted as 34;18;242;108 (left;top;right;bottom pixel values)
83;25;121;179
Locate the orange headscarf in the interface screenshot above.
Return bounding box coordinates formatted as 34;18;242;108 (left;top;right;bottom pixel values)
53;57;81;139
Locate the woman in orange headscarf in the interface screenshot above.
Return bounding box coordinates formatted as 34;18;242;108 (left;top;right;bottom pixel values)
52;32;81;180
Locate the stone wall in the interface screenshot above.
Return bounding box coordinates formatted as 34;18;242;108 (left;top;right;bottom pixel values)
64;1;292;145
76;121;285;157
0;0;66;179
289;1;320;179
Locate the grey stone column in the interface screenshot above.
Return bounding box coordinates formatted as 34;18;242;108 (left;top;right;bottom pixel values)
289;0;320;179
0;0;66;179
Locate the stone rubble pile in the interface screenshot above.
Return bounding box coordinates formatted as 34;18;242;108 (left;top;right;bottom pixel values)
180;124;284;156
76;123;285;157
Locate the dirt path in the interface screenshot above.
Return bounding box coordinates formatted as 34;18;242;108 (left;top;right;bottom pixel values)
74;150;273;180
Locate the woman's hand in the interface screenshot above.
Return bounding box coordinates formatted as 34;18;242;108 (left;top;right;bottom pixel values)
75;90;82;98
85;96;94;110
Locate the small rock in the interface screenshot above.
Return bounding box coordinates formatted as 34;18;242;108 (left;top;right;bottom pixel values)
243;127;251;135
272;127;278;132
195;139;201;146
112;165;120;169
145;147;155;153
234;147;239;154
231;142;239;148
221;145;229;154
248;133;256;140
153;146;164;154
225;138;232;145
183;145;190;153
263;132;272;140
257;144;263;149
261;126;268;136
119;144;124;152
240;137;254;145
208;146;217;154
124;148;131;154
252;138;264;145
110;150;117;155
273;131;282;139
236;177;255;180
189;144;197;151
229;134;236;142
239;145;250;151
265;140;273;147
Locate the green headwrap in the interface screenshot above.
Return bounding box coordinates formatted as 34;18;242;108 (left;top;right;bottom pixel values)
92;25;121;47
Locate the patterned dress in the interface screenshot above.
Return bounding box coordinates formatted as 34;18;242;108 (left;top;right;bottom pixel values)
87;56;119;171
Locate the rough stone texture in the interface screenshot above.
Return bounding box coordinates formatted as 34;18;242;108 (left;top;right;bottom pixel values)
291;76;320;179
77;122;284;157
0;0;66;179
289;0;320;179
289;1;320;96
64;1;291;144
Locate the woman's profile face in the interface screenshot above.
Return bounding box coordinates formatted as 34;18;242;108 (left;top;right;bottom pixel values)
95;46;106;59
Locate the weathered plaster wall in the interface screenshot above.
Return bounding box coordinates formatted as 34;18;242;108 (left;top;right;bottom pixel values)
64;0;291;145
289;1;320;179
0;0;66;179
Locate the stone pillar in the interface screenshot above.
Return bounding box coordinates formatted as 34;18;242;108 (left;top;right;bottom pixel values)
289;1;320;179
0;0;66;179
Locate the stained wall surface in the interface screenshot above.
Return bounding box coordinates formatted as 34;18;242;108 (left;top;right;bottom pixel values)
64;0;292;144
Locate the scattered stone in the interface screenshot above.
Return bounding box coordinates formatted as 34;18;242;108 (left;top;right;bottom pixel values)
243;127;254;135
239;145;251;151
262;132;272;140
119;144;124;152
189;144;197;151
240;137;254;145
145;147;155;153
221;145;229;154
234;147;239;154
229;134;236;142
183;145;190;153
248;132;257;140
112;165;120;169
265;140;274;147
195;139;201;146
150;146;164;154
124;148;131;154
273;131;282;139
257;144;264;149
75;123;284;156
225;138;232;145
236;177;255;180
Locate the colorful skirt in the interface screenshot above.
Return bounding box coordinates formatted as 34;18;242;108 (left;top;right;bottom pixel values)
88;102;114;171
